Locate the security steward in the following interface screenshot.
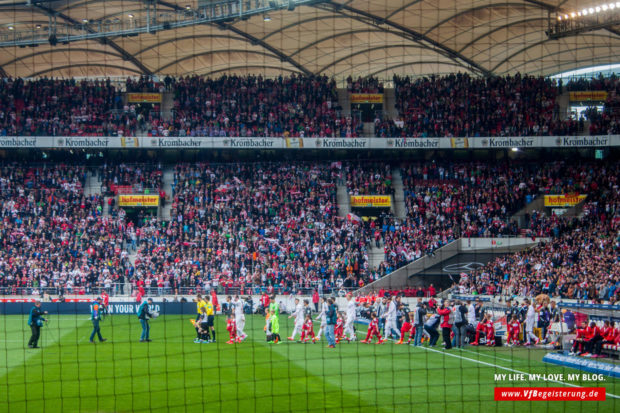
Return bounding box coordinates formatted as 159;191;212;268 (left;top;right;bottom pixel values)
27;300;48;349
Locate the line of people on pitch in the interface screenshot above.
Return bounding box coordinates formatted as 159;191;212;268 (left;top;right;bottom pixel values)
193;293;250;344
283;293;491;350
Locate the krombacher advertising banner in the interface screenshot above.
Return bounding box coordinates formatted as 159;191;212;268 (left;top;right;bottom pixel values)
0;135;618;149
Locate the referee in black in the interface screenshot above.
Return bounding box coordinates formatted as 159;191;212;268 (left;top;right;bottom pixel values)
27;300;48;349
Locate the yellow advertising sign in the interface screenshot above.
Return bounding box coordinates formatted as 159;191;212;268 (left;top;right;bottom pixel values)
127;93;162;103
544;194;587;207
118;194;160;207
285;137;303;148
569;91;608;102
350;195;391;207
350;94;383;104
450;137;469;148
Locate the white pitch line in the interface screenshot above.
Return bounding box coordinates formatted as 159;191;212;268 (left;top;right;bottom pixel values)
458;347;519;363
416;345;620;400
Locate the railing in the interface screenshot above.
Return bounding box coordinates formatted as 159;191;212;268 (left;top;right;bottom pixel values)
0;284;128;297
0;283;361;298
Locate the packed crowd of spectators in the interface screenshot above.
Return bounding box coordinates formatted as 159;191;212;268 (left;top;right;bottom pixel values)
157;74;361;138
100;163;163;195
346;76;384;94
459;162;619;301
345;162;393;195
131;162;373;295
393;73;563;137
0;159;617;297
0;163;131;295
0;77;139;137
3;72;620;139
563;74;620;135
372;160;617;272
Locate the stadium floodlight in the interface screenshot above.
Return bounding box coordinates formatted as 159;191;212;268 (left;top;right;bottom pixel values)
595;6;601;12
571;12;576;17
263;14;271;21
82;19;88;23
602;4;608;10
589;7;595;13
617;1;620;7
35;24;41;29
611;3;616;10
582;9;588;15
128;13;134;18
8;26;14;30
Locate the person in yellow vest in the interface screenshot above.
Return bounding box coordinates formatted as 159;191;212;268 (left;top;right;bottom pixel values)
194;294;207;343
205;296;216;343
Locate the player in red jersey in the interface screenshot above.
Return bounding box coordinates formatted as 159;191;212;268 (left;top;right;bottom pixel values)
593;321;616;358
570;322;590;355
226;314;237;344
506;315;521;346
335;312;344;343
582;321;604;357
300;315;317;343
484;317;496;346
100;290;110;319
471;313;489;345
395;310;413;345
361;312;385;344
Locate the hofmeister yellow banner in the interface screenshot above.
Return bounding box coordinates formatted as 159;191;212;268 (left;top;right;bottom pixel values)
544;194;587;207
119;195;160;207
350;94;383;104
569;91;608;102
350;195;391;207
127;93;162;103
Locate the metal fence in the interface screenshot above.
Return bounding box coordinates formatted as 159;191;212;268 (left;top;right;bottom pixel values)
0;283;362;298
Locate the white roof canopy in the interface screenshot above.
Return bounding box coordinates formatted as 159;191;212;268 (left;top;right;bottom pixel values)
0;0;618;78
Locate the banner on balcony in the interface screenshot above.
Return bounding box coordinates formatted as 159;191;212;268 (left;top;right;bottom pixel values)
127;93;162;103
350;195;391;207
350;94;383;104
118;194;160;207
543;194;587;207
569;91;607;101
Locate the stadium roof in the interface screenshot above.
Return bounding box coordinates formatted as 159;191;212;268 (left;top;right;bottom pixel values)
0;0;619;79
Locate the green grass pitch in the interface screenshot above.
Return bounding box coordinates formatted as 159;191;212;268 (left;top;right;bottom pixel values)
0;314;617;412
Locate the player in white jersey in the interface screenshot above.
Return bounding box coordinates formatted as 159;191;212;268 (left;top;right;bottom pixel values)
315;297;328;341
343;293;357;342
523;298;539;345
288;298;304;341
233;296;247;341
383;295;401;340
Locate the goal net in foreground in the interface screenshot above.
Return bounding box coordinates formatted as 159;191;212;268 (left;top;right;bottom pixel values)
1;297;618;412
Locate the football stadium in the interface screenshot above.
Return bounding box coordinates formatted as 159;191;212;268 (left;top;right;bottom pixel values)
0;0;619;412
